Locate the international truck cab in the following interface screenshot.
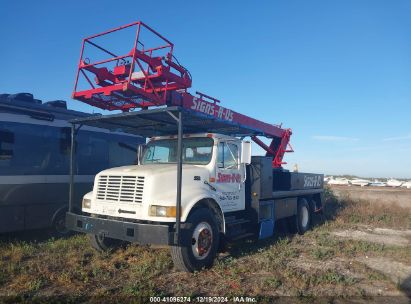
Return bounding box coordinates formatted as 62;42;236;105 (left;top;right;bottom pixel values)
66;21;324;272
82;134;250;222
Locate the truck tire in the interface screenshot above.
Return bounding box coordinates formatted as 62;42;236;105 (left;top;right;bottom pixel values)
170;208;220;272
296;198;311;235
89;234;124;252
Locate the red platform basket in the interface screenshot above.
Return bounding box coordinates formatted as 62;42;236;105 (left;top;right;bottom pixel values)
72;21;192;111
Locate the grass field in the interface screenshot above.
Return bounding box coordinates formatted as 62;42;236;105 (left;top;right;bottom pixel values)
0;187;410;303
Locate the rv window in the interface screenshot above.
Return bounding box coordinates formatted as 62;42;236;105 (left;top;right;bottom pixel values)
0;120;142;176
0;129;14;161
76;131;139;174
108;138;138;167
60;127;71;155
0;122;66;175
76;131;109;174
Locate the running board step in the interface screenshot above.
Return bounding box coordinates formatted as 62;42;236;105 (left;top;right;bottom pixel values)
225;218;251;226
229;233;256;242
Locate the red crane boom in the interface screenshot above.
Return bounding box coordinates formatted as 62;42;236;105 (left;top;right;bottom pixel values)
72;21;293;168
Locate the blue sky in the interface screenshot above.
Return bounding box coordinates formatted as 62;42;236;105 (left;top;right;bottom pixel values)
1;1;410;178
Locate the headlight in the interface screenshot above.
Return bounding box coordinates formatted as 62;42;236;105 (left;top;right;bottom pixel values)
82;198;91;209
149;205;177;217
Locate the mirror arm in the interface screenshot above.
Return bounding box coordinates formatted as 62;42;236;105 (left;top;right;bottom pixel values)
241;163;247;184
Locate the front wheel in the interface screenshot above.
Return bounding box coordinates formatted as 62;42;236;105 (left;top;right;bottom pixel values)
170;208;220;272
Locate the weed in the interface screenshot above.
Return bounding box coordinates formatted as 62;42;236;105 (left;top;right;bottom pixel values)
27;277;46;292
214;255;237;274
0;272;7;286
264;277;282;288
357;287;367;298
311;247;335;260
339;240;385;257
321;272;343;284
367;270;387;281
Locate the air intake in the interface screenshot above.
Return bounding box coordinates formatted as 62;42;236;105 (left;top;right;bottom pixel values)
44;100;67;109
9;93;42;104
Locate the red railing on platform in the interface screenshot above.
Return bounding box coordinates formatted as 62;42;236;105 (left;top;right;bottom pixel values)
72;21;192;111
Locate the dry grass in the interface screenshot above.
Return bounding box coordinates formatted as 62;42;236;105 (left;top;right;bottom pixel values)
0;188;410;302
323;186;410;228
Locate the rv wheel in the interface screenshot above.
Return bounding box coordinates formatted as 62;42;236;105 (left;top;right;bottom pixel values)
52;211;72;237
89;234;124;252
170;208;219;272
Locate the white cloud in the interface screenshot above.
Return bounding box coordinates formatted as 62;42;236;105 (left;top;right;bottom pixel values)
311;135;359;142
382;133;411;141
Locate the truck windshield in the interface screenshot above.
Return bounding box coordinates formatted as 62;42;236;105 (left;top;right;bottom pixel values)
142;137;214;165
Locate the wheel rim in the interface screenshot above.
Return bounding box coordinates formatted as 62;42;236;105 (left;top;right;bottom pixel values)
55;216;69;234
301;206;309;228
191;222;213;260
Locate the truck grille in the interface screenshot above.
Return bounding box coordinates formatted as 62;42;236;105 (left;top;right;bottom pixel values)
96;175;144;203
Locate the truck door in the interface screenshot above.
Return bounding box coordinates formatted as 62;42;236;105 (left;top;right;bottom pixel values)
215;141;245;212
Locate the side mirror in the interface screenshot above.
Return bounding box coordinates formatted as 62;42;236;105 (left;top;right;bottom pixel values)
241;141;252;164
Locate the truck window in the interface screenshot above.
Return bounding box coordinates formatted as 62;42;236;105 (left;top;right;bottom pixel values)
142;137;213;165
144;145;171;163
217;142;239;169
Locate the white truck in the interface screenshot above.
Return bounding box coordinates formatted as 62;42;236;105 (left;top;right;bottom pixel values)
67;121;323;272
66;21;324;272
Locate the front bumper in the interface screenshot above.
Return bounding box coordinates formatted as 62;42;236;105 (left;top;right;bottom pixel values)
66;212;174;245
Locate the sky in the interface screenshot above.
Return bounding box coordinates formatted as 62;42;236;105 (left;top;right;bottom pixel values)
1;0;410;178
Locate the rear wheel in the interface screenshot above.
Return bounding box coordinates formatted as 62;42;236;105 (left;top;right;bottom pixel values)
89;234;124;252
171;208;219;272
295;198;311;235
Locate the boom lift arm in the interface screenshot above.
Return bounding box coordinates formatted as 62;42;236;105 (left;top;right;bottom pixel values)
72;21;293;168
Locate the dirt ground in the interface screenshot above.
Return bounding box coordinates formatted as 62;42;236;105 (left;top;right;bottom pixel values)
330;185;411;209
0;187;410;303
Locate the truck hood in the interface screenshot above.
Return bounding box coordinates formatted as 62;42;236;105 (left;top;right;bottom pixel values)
97;164;209;177
94;163;213;210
